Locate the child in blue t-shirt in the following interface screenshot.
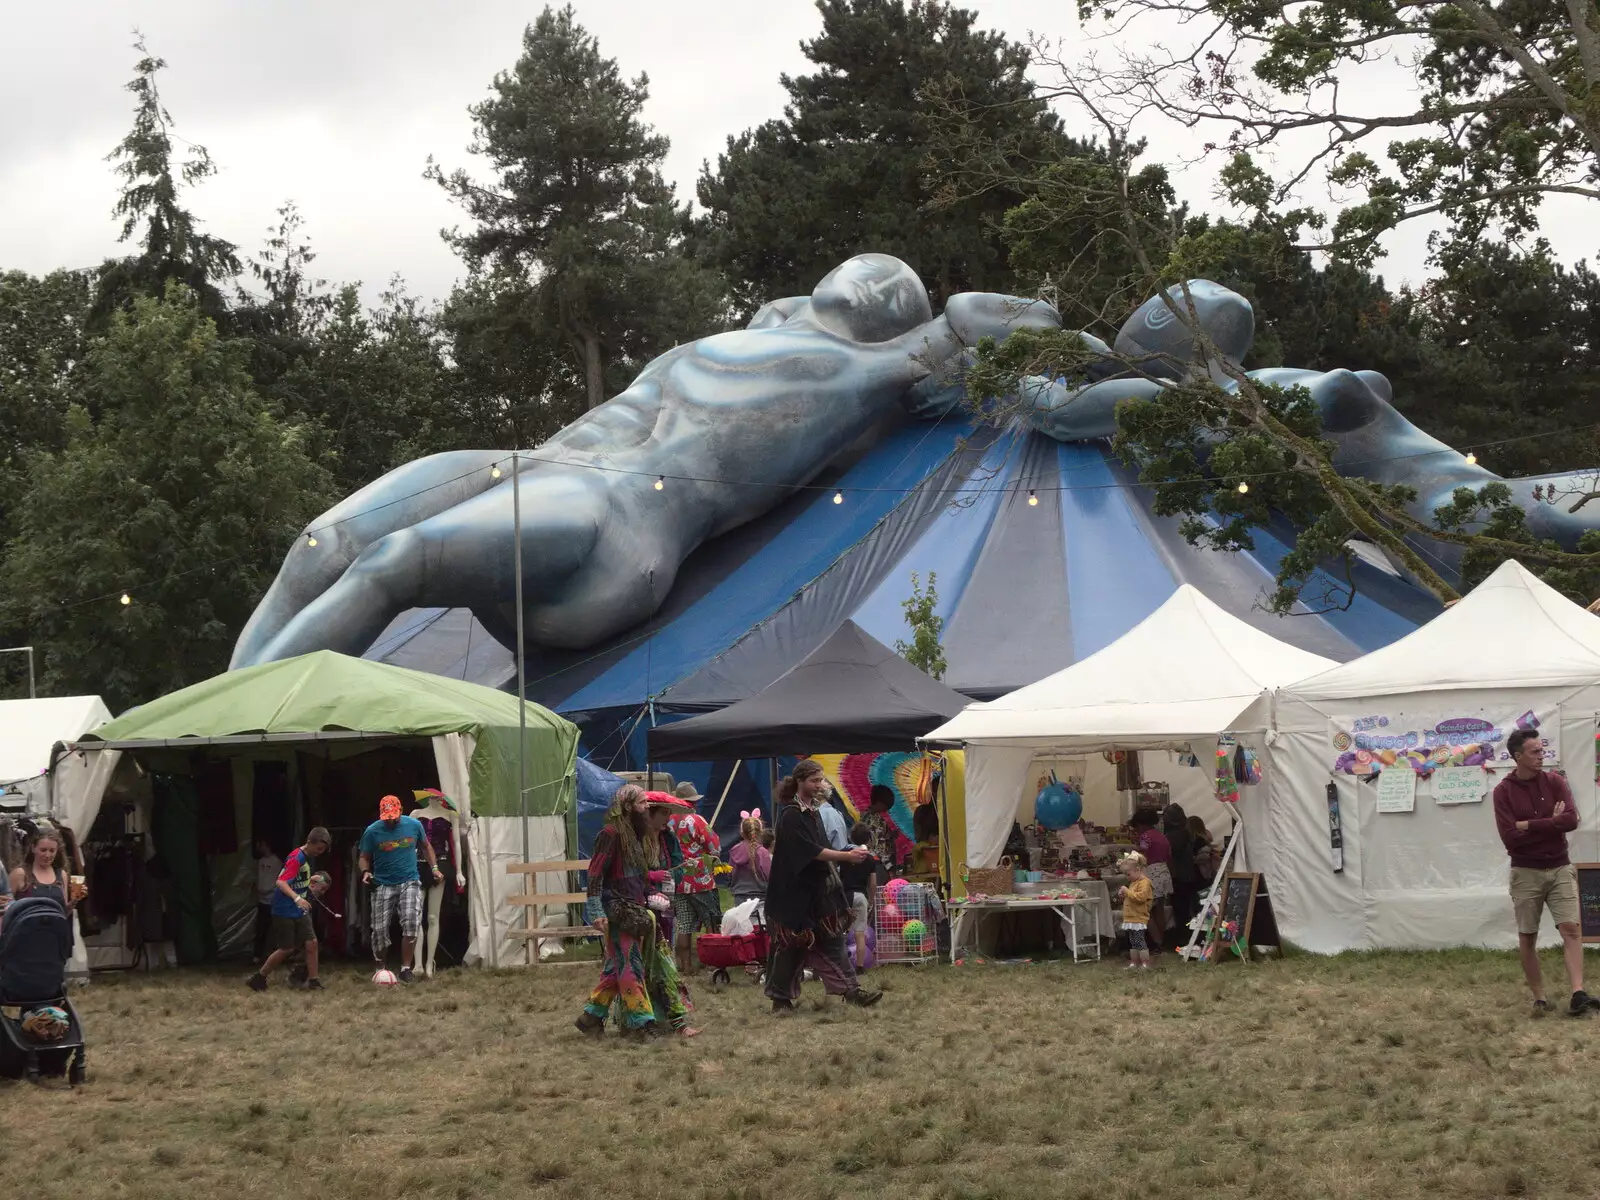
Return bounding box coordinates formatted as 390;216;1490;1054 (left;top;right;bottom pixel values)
247;827;331;992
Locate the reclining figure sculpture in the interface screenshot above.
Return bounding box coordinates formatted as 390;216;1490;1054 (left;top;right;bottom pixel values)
232;255;1593;668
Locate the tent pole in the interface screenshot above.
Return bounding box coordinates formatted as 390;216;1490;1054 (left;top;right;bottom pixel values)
708;760;742;830
512;451;530;967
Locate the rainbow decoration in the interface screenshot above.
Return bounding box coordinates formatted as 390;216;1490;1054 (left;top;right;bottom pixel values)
811;751;932;843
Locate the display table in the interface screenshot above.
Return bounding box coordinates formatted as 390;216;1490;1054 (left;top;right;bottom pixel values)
949;896;1103;963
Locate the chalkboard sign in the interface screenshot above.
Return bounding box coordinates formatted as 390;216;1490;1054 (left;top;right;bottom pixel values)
1214;872;1282;959
1576;864;1600;943
1222;873;1259;942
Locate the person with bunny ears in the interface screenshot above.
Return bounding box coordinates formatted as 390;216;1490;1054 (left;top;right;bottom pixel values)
727;811;771;903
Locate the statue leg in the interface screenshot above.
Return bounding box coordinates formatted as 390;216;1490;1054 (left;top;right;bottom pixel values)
233;450;506;667
424;884;443;977
250;468;606;663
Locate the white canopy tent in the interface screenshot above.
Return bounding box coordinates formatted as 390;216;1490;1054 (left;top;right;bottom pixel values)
1272;559;1600;953
925;585;1336;870
0;695;112;812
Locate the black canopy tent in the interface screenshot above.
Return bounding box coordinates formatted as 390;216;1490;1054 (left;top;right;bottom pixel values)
647;621;969;761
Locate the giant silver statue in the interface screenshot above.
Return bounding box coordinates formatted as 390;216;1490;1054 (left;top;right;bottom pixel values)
232;256;1596;668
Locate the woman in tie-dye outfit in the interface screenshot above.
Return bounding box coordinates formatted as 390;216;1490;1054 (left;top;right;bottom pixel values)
575;785;699;1039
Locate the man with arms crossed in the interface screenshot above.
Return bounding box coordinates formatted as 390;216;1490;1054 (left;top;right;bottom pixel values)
1494;729;1596;1015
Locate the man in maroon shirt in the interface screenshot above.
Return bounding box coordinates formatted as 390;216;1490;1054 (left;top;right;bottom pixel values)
1493;728;1594;1016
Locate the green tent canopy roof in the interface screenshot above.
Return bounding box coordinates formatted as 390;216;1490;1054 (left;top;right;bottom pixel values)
81;651;577;818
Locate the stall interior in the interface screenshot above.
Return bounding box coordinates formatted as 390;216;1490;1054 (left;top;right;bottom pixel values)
970;748;1245;958
75;739;471;972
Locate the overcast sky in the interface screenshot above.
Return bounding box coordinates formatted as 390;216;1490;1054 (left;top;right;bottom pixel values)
1;0;1591;311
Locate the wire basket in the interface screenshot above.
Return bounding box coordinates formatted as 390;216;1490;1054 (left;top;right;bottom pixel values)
874;881;939;964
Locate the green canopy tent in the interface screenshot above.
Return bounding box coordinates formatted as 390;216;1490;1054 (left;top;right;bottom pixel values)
58;651;579;969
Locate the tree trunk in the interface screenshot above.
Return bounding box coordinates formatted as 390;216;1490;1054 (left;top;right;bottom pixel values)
583;334;604;411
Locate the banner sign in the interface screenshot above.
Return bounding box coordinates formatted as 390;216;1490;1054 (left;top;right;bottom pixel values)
1330;706;1558;777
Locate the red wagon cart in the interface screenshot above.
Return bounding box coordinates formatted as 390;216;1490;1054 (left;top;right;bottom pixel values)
695;903;769;988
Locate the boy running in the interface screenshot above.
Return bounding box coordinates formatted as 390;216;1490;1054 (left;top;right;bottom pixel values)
248;827;331;992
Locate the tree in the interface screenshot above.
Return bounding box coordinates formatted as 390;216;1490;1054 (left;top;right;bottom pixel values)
438;269;588;450
1066;0;1600;264
937;40;1600;615
697;0;1070;313
0;269;91;490
895;571;947;679
232;200;334;390
428;5;726;411
92;35;240;328
270;279;473;492
1;286;333;708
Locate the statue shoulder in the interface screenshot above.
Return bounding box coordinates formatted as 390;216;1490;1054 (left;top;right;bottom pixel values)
943;293;1062;345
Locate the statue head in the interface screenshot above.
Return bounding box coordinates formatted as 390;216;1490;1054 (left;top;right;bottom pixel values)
1113;280;1254;379
808;254;933;343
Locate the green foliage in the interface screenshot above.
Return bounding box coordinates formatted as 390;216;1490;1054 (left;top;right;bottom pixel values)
1150;0;1600;262
429;5;727;410
0;287;334;708
92;35;240;328
894;571;947;680
697;0;1069;313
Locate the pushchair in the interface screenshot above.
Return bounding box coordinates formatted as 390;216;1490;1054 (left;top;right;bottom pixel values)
695;899;769;989
0;896;88;1086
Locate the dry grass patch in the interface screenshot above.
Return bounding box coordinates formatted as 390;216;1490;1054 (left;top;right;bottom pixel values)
4;948;1599;1198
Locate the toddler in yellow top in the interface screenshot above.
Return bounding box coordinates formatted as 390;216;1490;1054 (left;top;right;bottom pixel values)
1117;852;1154;970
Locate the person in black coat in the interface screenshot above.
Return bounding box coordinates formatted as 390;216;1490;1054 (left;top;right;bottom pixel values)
1163;804;1199;949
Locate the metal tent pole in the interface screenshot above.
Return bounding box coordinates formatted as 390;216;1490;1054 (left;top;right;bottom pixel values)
512;452;530;966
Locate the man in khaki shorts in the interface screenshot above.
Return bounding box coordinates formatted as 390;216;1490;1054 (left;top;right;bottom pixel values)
1494;728;1594;1016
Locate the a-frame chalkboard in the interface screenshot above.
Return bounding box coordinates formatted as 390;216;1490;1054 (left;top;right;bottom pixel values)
1574;864;1600;943
1219;872;1282;958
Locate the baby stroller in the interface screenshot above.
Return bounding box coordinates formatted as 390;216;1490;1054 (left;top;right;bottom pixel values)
0;896;88;1086
696;899;770;989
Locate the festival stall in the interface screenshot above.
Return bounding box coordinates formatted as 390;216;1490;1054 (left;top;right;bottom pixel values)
57;651;578;975
924;585;1336;959
647;620;967;964
1271;560;1600;953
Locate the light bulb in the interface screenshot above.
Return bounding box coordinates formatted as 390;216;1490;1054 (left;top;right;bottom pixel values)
1028;491;1039;506
491;465;502;479
654;476;665;491
120;593;131;606
306;534;318;547
833;491;843;504
1465;452;1477;465
1237;481;1249;494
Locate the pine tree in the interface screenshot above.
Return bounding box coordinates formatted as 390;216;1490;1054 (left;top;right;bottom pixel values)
91;35;240;328
429;5;726;412
696;0;1069;313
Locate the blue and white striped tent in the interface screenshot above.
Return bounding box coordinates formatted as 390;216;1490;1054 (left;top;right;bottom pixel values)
365;415;1440;801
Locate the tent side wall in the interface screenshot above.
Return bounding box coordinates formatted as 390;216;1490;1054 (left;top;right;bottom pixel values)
1271;685;1600;952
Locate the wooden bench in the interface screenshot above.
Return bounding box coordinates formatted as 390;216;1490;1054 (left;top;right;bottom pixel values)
505;859;597;949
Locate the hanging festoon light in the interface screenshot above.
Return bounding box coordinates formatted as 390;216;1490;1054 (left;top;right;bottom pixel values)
1237;481;1249;494
306;533;318;547
120;593;132;606
1028;491;1039;506
833;490;843;505
654;475;665;491
1465;452;1477;465
491;464;502;479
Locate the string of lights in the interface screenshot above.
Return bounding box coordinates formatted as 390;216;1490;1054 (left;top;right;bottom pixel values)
62;417;1600;613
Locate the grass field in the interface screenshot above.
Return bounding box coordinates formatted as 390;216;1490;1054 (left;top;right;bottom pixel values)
6;947;1600;1199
